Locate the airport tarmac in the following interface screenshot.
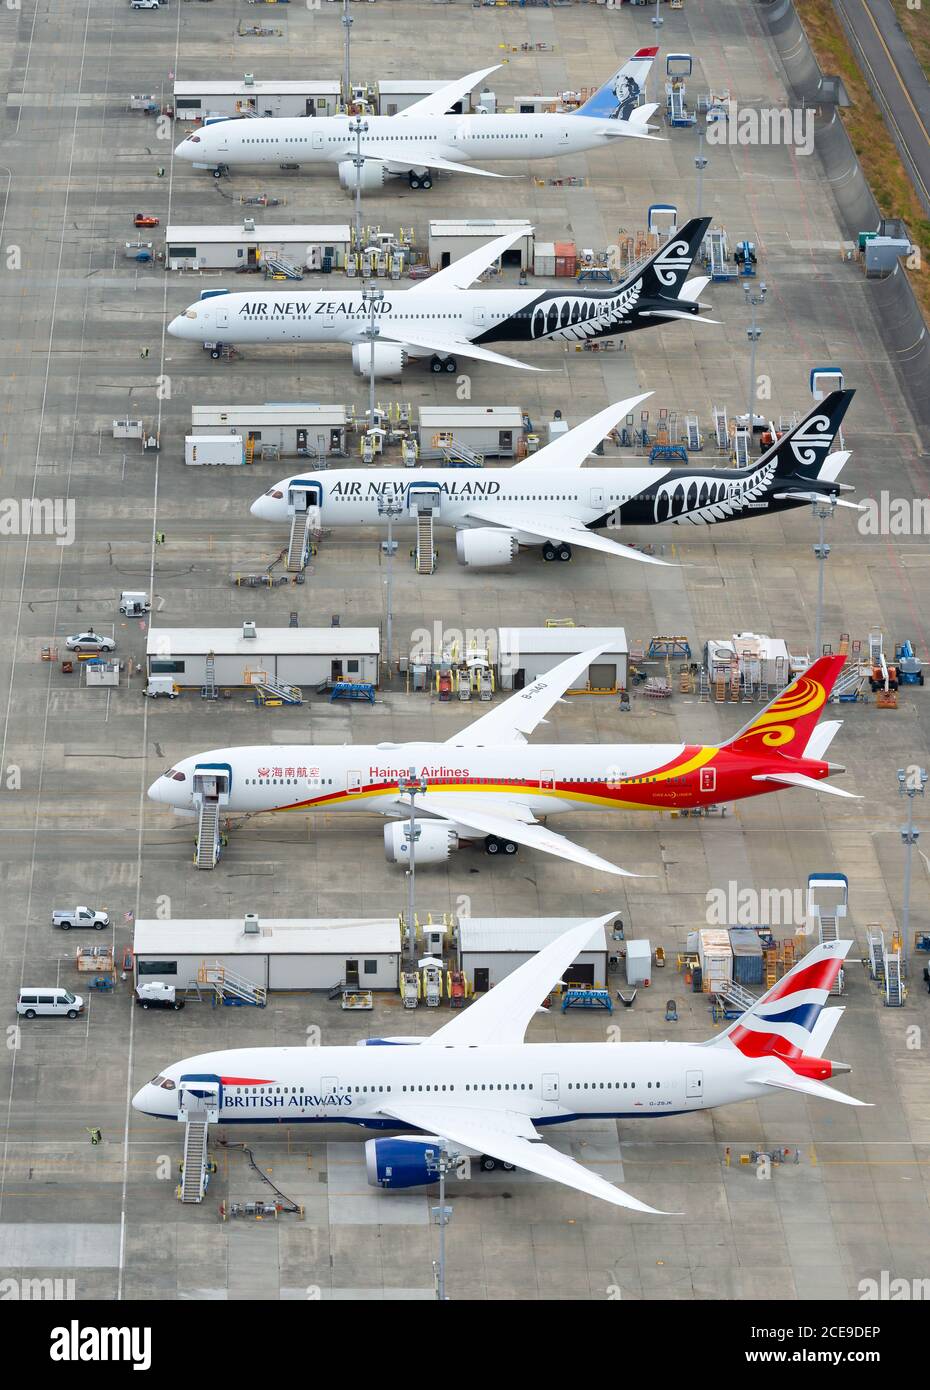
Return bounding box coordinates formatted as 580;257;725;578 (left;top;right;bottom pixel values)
0;0;928;1300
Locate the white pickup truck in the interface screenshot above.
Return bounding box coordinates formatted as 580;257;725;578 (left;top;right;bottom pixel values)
52;906;109;931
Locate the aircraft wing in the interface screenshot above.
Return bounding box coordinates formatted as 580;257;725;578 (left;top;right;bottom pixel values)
509;393;652;472
463;504;673;566
404;227;531;293
377;1099;672;1214
398;67;501;119
409;792;639;879
444;643;613;746
381;150;511;179
427;915;621;1046
377;324;543;373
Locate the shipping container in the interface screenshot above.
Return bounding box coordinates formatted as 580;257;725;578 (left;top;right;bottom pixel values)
533;241;556;277
184;435;244;467
554;240;577;276
697;928;733;992
728;928;764;987
625;938;651;986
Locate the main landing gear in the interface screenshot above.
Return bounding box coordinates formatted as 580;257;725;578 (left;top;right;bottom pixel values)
484;834;518;856
542;542;573;562
430;353;458;374
479;1155;516;1173
408;170;433;190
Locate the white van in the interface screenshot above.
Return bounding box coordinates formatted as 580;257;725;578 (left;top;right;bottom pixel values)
17;988;85;1019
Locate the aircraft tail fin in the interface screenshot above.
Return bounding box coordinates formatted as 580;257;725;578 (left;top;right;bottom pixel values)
720;653;847;756
706;939;852;1070
759;390;855;480
574;48;658;120
622;218;711;302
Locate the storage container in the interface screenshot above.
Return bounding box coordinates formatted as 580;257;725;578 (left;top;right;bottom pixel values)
728;928;764;987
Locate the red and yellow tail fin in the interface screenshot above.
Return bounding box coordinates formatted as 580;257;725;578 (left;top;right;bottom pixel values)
721;654;846;756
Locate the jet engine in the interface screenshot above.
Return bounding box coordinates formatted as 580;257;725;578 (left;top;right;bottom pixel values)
351;342;406;379
383;820;458;865
365;1137;448;1190
337;159;386;192
455;528;519;569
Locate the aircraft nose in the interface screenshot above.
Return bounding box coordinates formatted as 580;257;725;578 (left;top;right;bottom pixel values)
167;314;186;338
147;776;171;804
132;1083;156;1114
250;495;277;520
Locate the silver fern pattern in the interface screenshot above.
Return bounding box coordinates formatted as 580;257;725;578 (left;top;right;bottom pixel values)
529;283;642;341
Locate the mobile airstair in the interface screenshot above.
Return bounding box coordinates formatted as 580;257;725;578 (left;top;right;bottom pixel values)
198;962;267;1008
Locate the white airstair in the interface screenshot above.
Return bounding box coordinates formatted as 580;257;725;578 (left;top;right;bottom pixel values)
195;798;221;869
415;511;436;574
180;1121;210;1203
286;507;315;571
263;253;303;280
716;978;759;1013
435;435;484;468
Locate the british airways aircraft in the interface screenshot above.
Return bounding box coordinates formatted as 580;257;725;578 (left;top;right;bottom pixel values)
167;217;713;376
132;921;866;1214
173;49;661;191
250;390;857;569
148;648;857;878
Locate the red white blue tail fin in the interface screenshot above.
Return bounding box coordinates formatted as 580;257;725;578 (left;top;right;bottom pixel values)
708;939;850;1061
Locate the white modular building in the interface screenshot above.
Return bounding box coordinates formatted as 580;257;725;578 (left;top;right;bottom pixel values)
457;918;610;993
133;916;401;992
427;219;534;272
497;627;628;692
173;79;341;121
164;223;350;272
190;403;349;458
416;405;525;461
146;623;380;688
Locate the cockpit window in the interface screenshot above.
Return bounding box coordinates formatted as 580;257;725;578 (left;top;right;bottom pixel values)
268;489;283;498
189;135;201;144
159;1079;176;1091
162;769;186;781
184;308;198;320
151;1074;165;1085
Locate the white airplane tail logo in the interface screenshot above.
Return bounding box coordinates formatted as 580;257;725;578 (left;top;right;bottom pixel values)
789;413;833;469
650;237;694;289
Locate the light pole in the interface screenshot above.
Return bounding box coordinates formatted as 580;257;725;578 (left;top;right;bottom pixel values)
744;281;767;440
398;768;428;966
898;767;927;947
376;496;403;677
811;496;836;658
652;0;664;105
362;284;384;434
694;120;707;218
426;1146;460;1302
341;0;353;109
350;117;368;264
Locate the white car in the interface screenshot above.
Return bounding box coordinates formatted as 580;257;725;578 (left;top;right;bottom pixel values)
66;631;116;653
130;1;161;9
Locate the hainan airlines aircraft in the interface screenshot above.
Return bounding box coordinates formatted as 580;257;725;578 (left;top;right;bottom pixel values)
173;50;661;191
148;647;857;878
250;390;857;569
132;920;866;1214
167;218;713;376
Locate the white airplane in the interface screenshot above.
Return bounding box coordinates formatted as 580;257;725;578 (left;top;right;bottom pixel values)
250;390;857;569
174;49;661;191
132;921;866;1214
148;648;856;878
167;217;713;377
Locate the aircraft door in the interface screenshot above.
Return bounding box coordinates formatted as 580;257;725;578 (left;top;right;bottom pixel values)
686;1070;703;1100
539;769;556;791
346;768;363;793
312;131;324;149
700;767;716;793
589;488;605;508
215;305;229;331
542;1073;559;1101
472;305;487;327
178;1074;222;1122
317;1075;341;1118
193;763;231;804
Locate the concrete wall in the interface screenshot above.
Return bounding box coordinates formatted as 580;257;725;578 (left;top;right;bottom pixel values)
761;0;930;430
